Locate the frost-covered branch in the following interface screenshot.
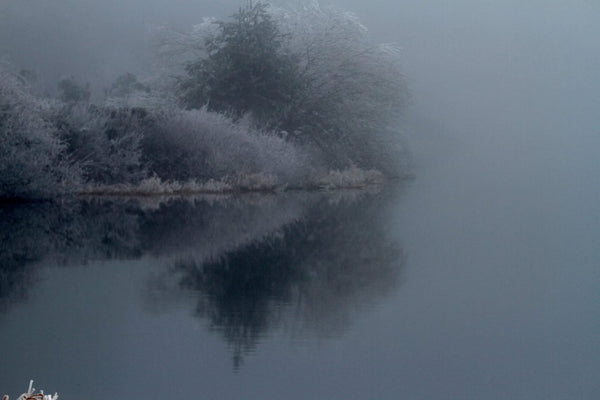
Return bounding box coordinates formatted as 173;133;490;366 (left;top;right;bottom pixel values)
2;380;58;400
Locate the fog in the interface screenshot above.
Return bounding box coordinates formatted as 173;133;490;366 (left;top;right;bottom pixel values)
329;0;599;152
332;1;599;214
2;0;598;148
0;0;239;93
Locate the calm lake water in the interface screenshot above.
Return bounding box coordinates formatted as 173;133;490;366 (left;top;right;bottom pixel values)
1;116;599;399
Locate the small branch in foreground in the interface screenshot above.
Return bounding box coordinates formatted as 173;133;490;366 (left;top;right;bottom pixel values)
2;380;58;400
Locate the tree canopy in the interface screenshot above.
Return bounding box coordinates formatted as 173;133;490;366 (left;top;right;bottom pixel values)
178;2;303;130
176;2;408;172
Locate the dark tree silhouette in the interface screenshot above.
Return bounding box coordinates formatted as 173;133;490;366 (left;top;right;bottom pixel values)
179;2;303;131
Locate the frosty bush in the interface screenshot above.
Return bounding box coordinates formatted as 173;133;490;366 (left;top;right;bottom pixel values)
277;3;409;173
55;104;149;185
0;68;78;199
0;2;410;200
2;380;58;400
172;2;408;174
143;108;311;185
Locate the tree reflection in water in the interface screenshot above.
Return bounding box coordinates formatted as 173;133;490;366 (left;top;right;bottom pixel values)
0;188;404;369
147;190;404;369
0;199;141;312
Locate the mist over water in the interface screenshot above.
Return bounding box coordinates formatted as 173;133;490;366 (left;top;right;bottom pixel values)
1;0;599;398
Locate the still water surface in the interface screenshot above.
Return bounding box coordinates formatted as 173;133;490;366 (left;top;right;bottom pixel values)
1;128;599;399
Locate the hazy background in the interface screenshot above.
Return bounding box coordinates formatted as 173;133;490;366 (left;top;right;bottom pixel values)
1;0;598;143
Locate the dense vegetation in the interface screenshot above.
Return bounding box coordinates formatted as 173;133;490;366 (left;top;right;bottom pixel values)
0;2;408;200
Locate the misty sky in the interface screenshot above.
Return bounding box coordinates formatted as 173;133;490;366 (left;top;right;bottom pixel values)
1;0;598;142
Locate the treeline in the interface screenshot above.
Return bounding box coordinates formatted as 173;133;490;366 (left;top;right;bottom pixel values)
0;2;408;200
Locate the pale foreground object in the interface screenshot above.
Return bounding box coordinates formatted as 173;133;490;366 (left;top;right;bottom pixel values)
2;380;58;400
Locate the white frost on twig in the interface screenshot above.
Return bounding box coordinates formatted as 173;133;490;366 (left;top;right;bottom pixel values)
3;380;58;400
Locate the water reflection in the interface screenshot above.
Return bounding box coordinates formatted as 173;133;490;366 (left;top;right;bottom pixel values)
146;192;404;368
0;200;140;311
0;189;404;369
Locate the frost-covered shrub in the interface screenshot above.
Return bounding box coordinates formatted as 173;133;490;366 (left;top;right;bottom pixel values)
277;3;409;173
0;68;78;199
143;108;311;185
167;2;408;175
55;104;148;185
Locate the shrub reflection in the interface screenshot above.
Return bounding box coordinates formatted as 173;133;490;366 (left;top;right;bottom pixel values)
0;189;404;369
147;191;404;368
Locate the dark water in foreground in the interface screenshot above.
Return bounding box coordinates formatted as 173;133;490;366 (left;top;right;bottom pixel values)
1;131;600;399
0;189;404;399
